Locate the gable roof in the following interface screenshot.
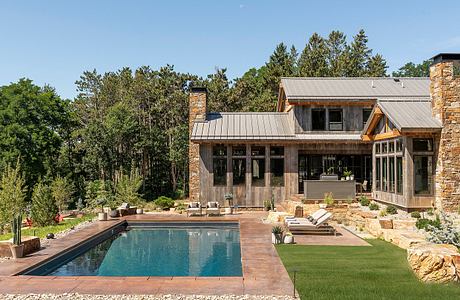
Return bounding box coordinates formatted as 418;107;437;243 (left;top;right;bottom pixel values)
362;99;442;136
281;77;430;101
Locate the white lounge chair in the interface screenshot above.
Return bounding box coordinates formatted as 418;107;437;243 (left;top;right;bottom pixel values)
206;202;221;216
186;202;202;217
285;209;327;225
288;212;336;235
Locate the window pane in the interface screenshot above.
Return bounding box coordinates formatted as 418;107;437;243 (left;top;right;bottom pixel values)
396;139;403;152
382;142;388;153
270;158;284;186
312;109;326;130
329;109;343;131
414;156;432;194
270;146;284;156
397;157;403;194
389;157;395;192
251;158;265;186
376;157;380;191
376;143;381;154
413;139;433;152
213;158;227;186
232;158;246;185
382;157;387;192
363;108;372;128
251;146;265;156
213;144;226;156
389;141;395;153
232;145;246;156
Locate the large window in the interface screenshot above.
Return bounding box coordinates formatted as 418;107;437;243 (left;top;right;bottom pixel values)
232;145;246;185
213;145;227;186
329;109;343;131
414;156;432;195
389;157;395;192
270;146;284;186
312;109;326;131
251;146;265;186
363;108;372;128
382;157;387;192
397;157;403;194
376;157;380;191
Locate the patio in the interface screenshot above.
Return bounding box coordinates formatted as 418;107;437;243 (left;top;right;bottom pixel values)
0;212;294;296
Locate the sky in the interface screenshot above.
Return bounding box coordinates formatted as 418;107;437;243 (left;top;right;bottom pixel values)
1;0;460;99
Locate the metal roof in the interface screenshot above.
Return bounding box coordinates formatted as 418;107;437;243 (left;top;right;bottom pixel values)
378;100;442;131
191;112;295;141
281;77;430;100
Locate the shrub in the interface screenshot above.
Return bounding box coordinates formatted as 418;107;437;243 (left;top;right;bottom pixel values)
31;181;58;226
427;213;460;247
154;196;175;210
115;171;143;206
263;200;271;211
426;208;434;216
346;197;353;204
416;217;441;231
410;211;421;219
385;205;398;215
324;192;334;206
51;176;74;213
379;210;388;217
359;196;370;206
369;202;379;211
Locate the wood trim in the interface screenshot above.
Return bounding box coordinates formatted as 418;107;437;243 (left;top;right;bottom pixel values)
288;100;375;107
373;129;402;141
364;106;383;135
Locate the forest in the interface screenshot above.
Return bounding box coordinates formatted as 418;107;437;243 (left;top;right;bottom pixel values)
0;29;431;211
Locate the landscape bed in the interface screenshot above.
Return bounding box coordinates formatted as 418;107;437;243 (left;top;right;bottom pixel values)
22;221;242;277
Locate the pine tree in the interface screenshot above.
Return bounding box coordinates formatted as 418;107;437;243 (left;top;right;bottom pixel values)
31;181;58;226
298;33;329;77
392;60;431;77
344;29;371;76
206;68;233;112
264;43;297;95
366;54;388;77
326;31;347;76
51;176;74;213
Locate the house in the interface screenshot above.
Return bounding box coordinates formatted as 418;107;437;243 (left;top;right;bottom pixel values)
189;53;460;212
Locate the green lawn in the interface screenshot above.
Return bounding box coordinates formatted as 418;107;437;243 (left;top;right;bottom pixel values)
0;214;95;241
276;239;460;300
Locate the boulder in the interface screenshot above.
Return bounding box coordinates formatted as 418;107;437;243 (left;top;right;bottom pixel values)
393;219;417;230
379;219;393;229
266;211;290;223
407;243;460;283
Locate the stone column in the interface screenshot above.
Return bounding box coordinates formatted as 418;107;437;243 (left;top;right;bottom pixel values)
189;88;207;202
430;58;460;212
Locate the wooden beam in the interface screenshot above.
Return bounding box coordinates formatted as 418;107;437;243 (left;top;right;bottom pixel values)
373;129;401;141
364;106;383;135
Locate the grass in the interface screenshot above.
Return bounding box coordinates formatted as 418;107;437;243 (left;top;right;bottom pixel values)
0;214;95;241
276;239;460;300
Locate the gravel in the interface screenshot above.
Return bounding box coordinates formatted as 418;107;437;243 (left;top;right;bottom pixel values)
40;218;96;248
1;294;295;300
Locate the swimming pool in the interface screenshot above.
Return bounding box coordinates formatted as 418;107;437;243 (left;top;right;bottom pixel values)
24;222;242;277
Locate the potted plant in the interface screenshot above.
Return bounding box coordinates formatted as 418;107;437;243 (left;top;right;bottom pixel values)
97;198;108;221
343;168;352;181
224;193;233;214
263;200;271;211
136;206;144;214
10;215;24;259
272;225;284;244
284;232;294;244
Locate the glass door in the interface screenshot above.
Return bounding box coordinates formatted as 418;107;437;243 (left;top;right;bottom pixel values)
298;155;308;193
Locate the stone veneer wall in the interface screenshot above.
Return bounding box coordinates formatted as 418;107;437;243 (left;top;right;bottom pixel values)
430;61;460;212
188;89;207;202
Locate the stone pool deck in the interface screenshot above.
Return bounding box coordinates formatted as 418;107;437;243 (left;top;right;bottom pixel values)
0;212;295;296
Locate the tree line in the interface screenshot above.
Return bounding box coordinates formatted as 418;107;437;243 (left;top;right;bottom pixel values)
0;29;430;212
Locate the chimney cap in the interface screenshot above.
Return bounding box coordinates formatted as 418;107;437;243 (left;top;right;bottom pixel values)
431;53;460;64
190;87;208;94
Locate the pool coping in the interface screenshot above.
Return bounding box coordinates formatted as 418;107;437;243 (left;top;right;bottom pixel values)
0;212;294;296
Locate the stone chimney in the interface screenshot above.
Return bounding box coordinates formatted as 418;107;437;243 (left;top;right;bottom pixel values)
188;87;207;202
430;53;460;212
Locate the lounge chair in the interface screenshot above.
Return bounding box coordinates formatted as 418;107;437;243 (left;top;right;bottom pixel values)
186;202;202;217
206;202;220;216
288;212;336;235
117;203;137;216
284;208;327;225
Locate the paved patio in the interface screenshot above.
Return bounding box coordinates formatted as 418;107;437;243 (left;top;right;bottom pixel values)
0;212;295;296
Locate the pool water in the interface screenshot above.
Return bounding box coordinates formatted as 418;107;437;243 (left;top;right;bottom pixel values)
47;225;242;277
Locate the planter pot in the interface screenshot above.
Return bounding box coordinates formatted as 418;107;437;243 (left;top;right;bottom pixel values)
284;235;294;244
379;218;393;229
346;176;350;181
272;233;282;244
98;212;108;221
319;203;327;209
350;175;355;181
9;244;24;259
109;210;118;218
136;208;144;214
224;207;233;214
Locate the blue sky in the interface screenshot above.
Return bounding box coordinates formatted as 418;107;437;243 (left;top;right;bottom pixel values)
1;0;460;99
